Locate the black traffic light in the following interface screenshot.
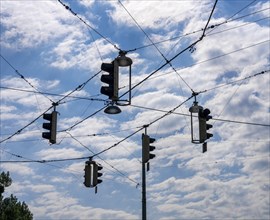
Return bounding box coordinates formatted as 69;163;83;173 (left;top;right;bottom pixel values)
202;142;207;153
142;134;156;163
100;60;119;101
42;111;57;144
93;162;103;187
84;162;92;188
199;108;213;143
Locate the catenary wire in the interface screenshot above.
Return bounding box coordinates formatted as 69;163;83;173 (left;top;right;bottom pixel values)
91;95;194;158
0;54;55;103
0;0;218;137
0;86;105;102
128;7;269;52
129;105;270;128
0;148;82;177
1;40;267;143
118;0;216;93
205;0;261;36
52;2;217;135
119;39;269;90
0;70;102;143
0;105;53;144
226;0;259;21
119;0;218;99
1;93;269;167
0;96;194;163
65;132;139;185
197;70;270;94
57;0;120;51
0;125;143;141
55;70;102;105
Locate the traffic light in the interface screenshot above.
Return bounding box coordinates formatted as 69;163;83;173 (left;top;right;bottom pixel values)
100;60;119;101
199;108;213;143
93;162;103;187
142;134;156;163
84;162;92;188
42;111;57;144
202;142;207;153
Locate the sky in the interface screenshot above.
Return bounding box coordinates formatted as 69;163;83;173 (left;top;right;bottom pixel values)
0;0;269;219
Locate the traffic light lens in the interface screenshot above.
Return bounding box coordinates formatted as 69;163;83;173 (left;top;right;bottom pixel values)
203;108;211;116
101;74;113;84
101;63;114;72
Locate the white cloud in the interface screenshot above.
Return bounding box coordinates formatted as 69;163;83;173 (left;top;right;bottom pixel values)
107;0;210;30
0;1;77;49
36;147;84;160
1;163;34;176
1;1;269;219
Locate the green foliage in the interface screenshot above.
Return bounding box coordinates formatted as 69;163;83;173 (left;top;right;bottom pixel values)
0;172;12;197
0;172;33;220
0;194;33;220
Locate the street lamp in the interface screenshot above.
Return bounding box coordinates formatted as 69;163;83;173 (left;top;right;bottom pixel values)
116;51;133;67
115;51;133;107
102;51;133;114
189;101;203;144
104;104;122;114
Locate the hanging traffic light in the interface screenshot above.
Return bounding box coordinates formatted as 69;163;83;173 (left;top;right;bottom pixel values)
42;111;57;144
93;162;103;187
199;108;213;143
202;142;207;153
100;60;119;101
142;134;156;163
84;161;92;188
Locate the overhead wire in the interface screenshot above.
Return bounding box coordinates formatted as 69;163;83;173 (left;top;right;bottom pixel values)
55;70;102;105
1;1;266;145
197;70;270;94
118;0;194;93
224;0;259;22
127;7;269;52
0;54;55;103
48;0;219;136
207;16;270;37
0;70;102;143
57;0;120;51
129;104;270;127
0;149;82;179
203;1;269;127
0;105;53;144
0;86;105;102
0;95;194;163
29;0;219;139
205;0;261;36
0;1;267;203
66;132;139;186
0;125;143;142
118;37;270;91
119;0;219;100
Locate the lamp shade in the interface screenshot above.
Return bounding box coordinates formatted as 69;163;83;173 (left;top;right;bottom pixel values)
116;55;133;67
104;105;122;114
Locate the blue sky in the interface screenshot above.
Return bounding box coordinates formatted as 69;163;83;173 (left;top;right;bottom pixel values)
0;0;269;219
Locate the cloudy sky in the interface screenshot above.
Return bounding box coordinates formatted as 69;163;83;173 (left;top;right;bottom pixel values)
0;0;269;219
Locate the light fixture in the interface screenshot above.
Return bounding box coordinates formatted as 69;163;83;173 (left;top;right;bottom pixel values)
116;51;133;67
104;105;122;114
189;101;203;144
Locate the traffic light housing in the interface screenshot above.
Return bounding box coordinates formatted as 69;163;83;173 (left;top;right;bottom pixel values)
142;134;156;163
84;162;92;188
100;60;119;101
199;108;213;143
42;111;57;144
93;162;103;187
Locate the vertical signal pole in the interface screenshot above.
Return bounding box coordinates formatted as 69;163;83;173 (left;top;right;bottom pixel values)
142;126;147;220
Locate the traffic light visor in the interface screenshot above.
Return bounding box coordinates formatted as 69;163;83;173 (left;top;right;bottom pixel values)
101;63;114;72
